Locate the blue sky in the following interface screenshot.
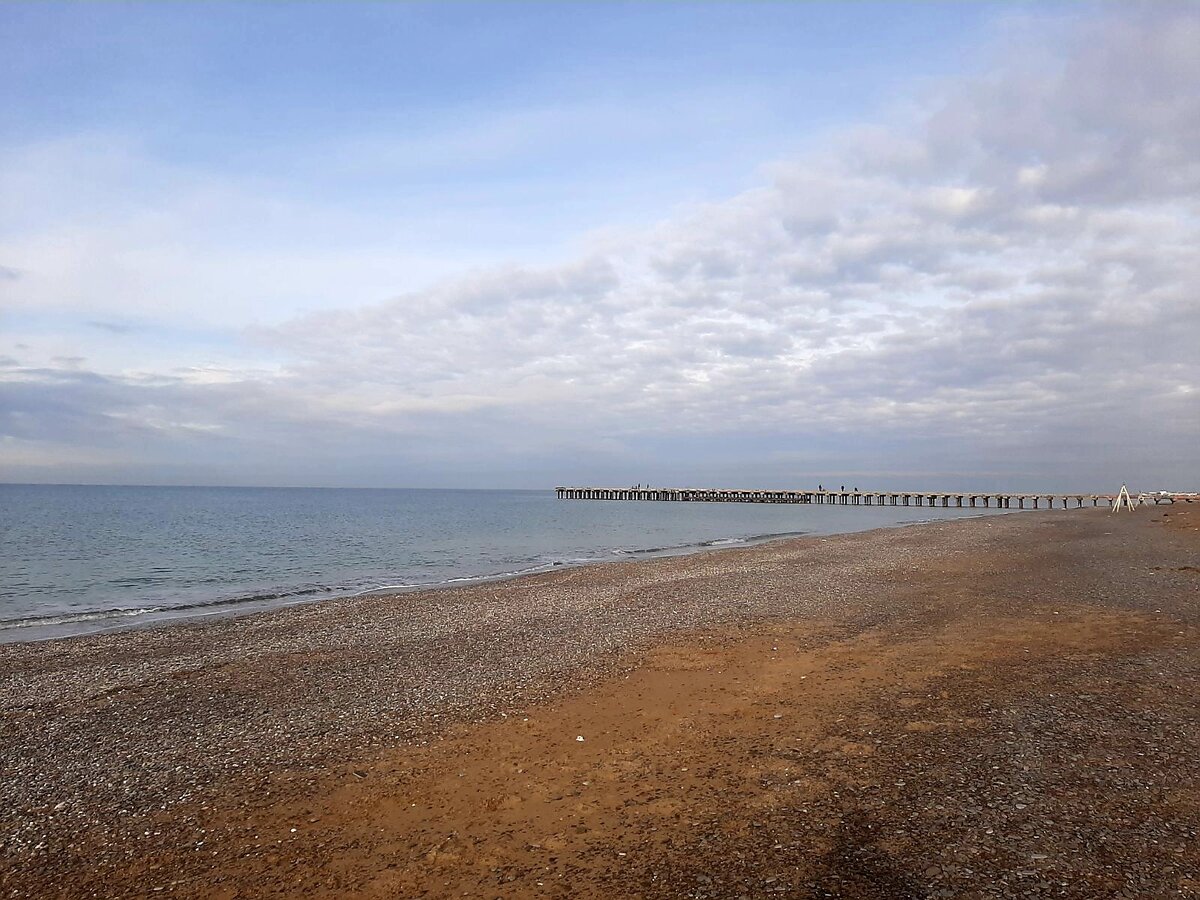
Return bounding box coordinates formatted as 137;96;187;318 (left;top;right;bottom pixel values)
2;3;1197;489
3;3;999;284
4;4;994;157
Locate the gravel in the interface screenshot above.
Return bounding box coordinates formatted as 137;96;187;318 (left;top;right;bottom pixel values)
1;507;1197;897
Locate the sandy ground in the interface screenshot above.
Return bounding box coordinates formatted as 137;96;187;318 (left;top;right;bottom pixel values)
2;505;1198;898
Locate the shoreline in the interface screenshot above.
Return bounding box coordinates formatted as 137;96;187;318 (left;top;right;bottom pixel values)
0;506;1010;645
2;506;1197;897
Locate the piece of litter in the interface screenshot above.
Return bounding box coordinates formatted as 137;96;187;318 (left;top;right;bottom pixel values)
576;735;585;742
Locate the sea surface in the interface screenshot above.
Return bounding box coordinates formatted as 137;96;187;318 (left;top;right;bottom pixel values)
0;484;1003;642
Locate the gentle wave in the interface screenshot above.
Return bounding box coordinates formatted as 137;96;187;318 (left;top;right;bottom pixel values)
349;560;573;596
740;530;810;543
619;528;806;556
287;532;808;601
0;585;335;631
611;545;676;556
0;606;165;630
611;538;718;556
610;529;807;557
1;560;605;632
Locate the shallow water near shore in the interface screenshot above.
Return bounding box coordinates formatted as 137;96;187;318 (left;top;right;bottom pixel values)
1;484;1004;642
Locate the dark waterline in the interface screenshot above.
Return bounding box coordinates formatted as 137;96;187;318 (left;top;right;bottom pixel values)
0;484;1010;643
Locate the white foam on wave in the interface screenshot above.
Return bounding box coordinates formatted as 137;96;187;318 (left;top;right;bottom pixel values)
0;606;164;630
349;560;567;597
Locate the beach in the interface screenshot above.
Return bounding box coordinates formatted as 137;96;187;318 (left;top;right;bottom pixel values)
2;506;1198;898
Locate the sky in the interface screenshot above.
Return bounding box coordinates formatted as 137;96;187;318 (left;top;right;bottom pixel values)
1;2;1197;491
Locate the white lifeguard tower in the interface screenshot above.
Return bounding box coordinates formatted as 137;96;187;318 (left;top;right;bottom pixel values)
1111;484;1137;512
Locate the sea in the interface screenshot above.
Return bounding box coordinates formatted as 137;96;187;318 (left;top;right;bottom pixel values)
0;484;1002;643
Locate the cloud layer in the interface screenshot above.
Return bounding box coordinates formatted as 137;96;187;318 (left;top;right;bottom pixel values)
2;7;1197;489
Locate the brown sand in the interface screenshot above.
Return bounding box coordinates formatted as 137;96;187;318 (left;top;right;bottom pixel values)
2;505;1198;898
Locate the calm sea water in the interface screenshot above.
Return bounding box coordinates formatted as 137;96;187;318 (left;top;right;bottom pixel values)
0;485;1001;642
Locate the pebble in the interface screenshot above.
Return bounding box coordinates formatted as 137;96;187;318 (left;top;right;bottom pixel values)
2;510;1197;897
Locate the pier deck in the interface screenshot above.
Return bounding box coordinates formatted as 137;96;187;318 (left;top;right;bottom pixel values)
555;487;1188;509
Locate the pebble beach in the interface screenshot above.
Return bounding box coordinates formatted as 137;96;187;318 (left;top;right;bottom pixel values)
2;506;1198;898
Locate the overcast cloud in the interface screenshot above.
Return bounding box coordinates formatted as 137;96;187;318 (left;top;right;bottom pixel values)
1;5;1197;490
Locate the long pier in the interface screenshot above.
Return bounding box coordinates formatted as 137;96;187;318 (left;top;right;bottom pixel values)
555;487;1188;509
